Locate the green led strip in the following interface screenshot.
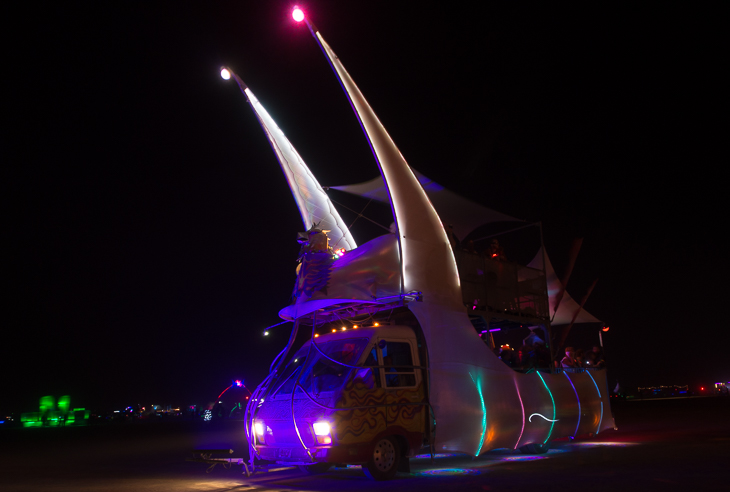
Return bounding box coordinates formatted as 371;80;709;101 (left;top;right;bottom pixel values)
469;373;487;456
536;371;556;444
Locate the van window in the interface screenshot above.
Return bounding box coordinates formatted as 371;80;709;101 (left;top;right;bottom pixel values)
361;346;381;388
275;338;368;396
380;341;416;388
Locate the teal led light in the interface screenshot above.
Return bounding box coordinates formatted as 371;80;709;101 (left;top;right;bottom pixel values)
536;371;556;444
586;371;604;433
469;372;487;456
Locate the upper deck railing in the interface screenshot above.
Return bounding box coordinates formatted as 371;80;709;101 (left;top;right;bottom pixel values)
455;250;550;322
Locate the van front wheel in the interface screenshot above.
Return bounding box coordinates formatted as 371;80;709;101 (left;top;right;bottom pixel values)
363;436;400;481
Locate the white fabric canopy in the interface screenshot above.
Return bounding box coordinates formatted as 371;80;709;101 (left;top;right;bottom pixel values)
332;170;522;241
527;247;601;325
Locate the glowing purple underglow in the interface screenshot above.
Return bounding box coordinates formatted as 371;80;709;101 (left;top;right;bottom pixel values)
292;7;304;22
569;442;636;447
417;468;481;476
502;455;548;461
489;328;501;332
413;453;464;459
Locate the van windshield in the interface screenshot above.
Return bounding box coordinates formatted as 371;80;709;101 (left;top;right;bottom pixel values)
275;338;368;396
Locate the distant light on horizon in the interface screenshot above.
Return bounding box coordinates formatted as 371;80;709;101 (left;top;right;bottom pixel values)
220;68;231;80
292;7;304;22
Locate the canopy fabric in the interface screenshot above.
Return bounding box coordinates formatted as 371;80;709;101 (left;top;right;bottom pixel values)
231;71;357;251
527;247;601;325
331;170;522;240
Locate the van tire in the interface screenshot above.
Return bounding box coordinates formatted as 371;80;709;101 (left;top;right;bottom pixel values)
363;436;400;481
297;463;331;474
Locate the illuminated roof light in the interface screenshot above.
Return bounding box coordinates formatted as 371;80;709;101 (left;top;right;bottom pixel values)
374;322;379;327
220;68;231;80
332;329;337;333
342;327;347;331
292;7;305;22
314;333;320;338
353;325;358;329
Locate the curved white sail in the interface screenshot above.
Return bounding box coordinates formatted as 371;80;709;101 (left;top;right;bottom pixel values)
305;26;515;453
332;170;523;241
228;70;356;251
307;33;461;308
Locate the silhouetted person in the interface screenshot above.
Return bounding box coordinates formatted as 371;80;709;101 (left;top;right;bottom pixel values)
589;346;606;368
486;239;506;261
561;347;577;368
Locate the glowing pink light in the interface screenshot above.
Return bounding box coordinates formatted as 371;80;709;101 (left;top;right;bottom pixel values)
513;379;525;449
292;7;305;22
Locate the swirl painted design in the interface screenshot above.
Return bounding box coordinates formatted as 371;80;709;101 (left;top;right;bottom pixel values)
333;372;424;444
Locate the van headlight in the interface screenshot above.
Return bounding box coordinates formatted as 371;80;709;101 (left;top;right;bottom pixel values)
312;421;332;445
254;420;265;444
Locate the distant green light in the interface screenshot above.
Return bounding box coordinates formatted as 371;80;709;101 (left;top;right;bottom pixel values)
58;395;70;413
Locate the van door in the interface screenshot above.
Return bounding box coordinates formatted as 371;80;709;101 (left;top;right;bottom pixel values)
376;338;426;451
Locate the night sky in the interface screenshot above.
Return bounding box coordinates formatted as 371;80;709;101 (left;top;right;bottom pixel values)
4;1;726;413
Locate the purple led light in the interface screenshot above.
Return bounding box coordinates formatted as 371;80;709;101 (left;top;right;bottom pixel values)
489;328;501;332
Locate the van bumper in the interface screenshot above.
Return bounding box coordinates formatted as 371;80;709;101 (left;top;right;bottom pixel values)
256;443;371;464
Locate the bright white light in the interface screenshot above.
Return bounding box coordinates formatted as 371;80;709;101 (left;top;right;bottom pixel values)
292;7;305;22
254;420;264;436
313;421;331;436
264;331;269;336
220;68;231;80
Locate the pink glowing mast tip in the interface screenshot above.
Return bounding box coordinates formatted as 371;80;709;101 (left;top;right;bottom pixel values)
292;7;305;22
